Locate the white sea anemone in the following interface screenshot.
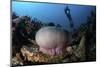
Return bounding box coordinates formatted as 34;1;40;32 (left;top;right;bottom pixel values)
35;26;69;56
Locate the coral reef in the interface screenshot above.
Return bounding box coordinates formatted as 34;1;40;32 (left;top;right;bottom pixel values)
11;11;96;66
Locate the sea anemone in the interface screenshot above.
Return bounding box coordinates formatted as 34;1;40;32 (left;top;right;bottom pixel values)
35;26;69;56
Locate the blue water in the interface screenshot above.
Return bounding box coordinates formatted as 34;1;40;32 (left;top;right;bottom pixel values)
12;1;96;30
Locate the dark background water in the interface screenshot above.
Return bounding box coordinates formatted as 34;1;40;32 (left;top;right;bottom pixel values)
12;1;96;30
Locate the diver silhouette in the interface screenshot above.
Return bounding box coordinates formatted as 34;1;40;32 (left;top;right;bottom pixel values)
65;6;74;29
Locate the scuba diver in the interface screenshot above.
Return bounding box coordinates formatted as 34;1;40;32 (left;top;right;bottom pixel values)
64;6;74;30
